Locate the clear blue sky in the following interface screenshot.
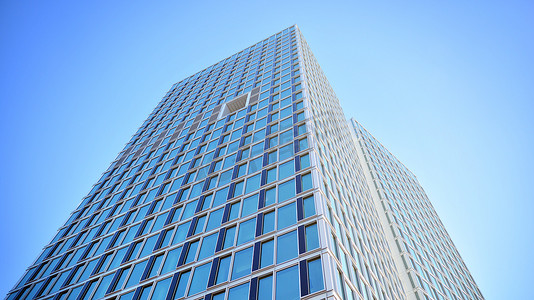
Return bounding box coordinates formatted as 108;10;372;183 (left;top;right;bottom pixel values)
1;1;532;299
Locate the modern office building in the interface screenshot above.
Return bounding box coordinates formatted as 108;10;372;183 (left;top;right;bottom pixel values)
7;25;483;300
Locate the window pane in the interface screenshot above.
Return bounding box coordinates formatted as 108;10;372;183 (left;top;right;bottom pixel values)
260;240;274;268
124;260;148;288
279;160;294;180
148;254;164;278
241;194;259;217
237;218;256;245
175;271;190;298
258;276;273;300
308;258;324;293
185;241;199;263
265;187;276;206
206;208;224;231
278;179;295;203
92;273;114;299
263;211;275;234
276;231;297;263
302;173;312;191
187;262;212;296
160;246;181;274
277;202;296;229
152;277;172;299
198;233;218;260
216;256;231;284
245;174;261;194
223;226;236;249
231;247;253;280
303;196;316;218
276;265;299;300
279;144;293;160
228;282;250;300
305;224;320;251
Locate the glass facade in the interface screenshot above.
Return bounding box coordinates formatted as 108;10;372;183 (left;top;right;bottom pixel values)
7;25;482;300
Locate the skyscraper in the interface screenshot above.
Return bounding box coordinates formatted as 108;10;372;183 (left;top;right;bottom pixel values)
7;25;482;300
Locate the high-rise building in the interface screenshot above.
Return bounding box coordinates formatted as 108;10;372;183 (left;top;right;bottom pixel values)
7;25;482;300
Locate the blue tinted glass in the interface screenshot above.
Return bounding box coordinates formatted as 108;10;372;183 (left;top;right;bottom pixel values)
279;160;294;180
223;227;236;249
303;196;315;218
152;277;172;299
308;258;324;293
241;194;258;217
265;188;276;206
197;233;218;260
175;271;190;298
260;240;274;268
237;218;256;245
276;265;299;300
278;179;295;203
258;276;273;300
216;256;231;284
160;246;181;274
92;273;114;299
302;173;312;191
185;241;199;263
263;212;275;234
187;262;211;296
231;247;253;280
276;231;297;263
245;174;261;194
228;282;250;300
206;208;223;231
277;202;296;229
148;254;164;278
305;224;319;251
124;260;148;288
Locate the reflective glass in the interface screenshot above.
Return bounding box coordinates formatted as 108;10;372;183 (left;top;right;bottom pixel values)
275;265;299;300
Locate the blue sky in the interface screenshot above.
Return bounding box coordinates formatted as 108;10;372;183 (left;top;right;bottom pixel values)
1;1;532;299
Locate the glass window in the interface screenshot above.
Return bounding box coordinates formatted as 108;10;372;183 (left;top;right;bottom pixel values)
241;194;258;217
305;223;320;251
223;226;236;249
228;282;250;300
112;266;130;292
278;179;295;203
308;258;324;293
185;241;199;264
237;218;256;245
231;247;253;280
302;173;313;191
174;270;191;299
276;265;299;300
172;221;191;245
152;277;172;299
265;187;276;206
92;273;114;299
147;254;164;278
300;154;310;169
197;233;218;260
245;174;261;194
213;187;229;207
277;202;296;229
158;247;180;276
124;260;148;288
206;208;224;231
276;231;298;263
303;195;316;218
216;256;231;284
279;144;293;160
187;262;212;296
260;240;274;268
263;211;275;234
258;275;273;300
